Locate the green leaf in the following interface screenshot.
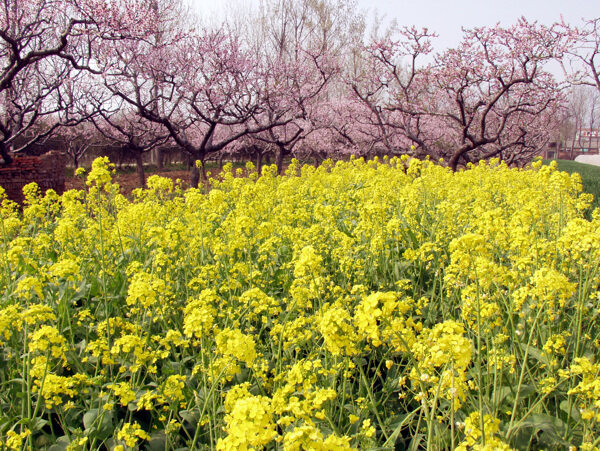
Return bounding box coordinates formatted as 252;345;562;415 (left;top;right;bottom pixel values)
512;413;570;448
382;410;419;450
83;409;99;430
21;416;48;432
145;431;167;451
179;408;200;425
83;408;113;439
47;436;70;451
559;399;581;422
408;433;424;451
494;384;536;404
520;343;546;363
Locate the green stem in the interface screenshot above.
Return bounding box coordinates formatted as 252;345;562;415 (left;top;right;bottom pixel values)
358;364;390;442
506;307;544;439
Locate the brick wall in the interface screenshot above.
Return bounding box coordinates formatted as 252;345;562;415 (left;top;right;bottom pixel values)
0;151;67;204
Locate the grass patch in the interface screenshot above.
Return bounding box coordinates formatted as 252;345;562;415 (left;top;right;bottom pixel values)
544;159;600;212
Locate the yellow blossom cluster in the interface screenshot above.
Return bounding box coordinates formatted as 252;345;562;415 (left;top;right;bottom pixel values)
0;156;599;449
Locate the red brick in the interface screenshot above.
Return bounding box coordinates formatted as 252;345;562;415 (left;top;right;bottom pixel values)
0;151;67;204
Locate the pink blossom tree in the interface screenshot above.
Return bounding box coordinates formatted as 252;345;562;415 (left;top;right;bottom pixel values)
0;0;159;165
560;18;600;91
351;20;570;169
349;27;440;159
432;21;569;169
98;23;324;186
207;0;363;173
90;103;171;187
248;47;339;173
59;122;100;169
556;16;600;155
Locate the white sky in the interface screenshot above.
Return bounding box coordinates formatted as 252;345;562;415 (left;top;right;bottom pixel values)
186;0;600;50
358;0;600;48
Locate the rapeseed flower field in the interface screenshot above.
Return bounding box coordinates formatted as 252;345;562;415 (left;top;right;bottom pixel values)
1;156;599;450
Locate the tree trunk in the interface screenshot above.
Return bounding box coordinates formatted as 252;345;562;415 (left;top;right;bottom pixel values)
449;153;461;171
189;152;208;189
156;148;164;169
449;146;473;171
117;150;125;169
256;151;263;173
0;143;13;165
201;156;208;180
190;164;200;189
276;148;284;175
135;150;146;188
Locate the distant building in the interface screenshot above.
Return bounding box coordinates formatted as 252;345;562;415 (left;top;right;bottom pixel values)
576;128;600;139
544;128;600;160
572;128;600;154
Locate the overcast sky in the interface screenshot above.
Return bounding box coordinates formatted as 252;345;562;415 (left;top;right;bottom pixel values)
188;0;600;50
